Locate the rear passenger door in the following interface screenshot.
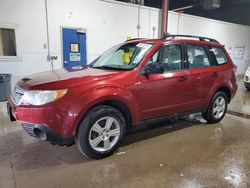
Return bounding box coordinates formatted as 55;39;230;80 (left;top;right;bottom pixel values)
185;44;218;103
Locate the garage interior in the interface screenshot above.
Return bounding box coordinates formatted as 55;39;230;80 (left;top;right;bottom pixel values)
1;0;250;187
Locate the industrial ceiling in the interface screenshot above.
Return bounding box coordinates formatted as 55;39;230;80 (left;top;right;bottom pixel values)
118;0;250;26
169;0;250;26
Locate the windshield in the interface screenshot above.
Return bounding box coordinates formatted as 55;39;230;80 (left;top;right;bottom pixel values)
90;42;153;70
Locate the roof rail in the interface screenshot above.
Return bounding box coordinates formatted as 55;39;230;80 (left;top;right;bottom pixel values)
161;33;220;44
126;38;146;42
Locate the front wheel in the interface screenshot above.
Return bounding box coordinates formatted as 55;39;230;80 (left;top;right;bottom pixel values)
75;105;126;159
202;91;228;124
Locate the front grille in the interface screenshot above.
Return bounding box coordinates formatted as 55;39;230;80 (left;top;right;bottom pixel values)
21;123;36;137
11;86;25;106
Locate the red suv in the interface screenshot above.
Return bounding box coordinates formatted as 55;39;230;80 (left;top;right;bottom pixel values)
8;35;237;159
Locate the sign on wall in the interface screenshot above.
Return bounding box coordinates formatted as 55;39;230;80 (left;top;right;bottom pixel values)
234;46;245;61
226;45;248;75
70;53;81;61
227;45;245;61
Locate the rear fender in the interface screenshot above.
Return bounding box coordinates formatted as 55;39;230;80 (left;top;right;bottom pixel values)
205;81;233;107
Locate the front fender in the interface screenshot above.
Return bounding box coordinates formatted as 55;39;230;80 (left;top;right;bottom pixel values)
73;86;139;133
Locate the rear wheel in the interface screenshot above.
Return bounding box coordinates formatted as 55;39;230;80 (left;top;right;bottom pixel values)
75;105;126;159
202;91;228;124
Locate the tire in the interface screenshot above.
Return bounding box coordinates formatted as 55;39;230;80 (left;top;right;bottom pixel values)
75;105;126;159
202;91;228;124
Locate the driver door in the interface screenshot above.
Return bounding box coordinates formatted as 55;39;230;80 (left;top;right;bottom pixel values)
136;43;202;120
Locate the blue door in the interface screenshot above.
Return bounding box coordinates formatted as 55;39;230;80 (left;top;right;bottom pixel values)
62;28;87;68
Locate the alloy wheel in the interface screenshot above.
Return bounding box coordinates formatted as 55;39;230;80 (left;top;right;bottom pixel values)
89;117;121;152
213;96;226;119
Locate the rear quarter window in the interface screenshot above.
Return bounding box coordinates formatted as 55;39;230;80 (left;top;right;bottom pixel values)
210;47;228;65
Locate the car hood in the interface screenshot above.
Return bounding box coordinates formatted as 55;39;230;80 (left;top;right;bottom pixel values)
17;67;122;90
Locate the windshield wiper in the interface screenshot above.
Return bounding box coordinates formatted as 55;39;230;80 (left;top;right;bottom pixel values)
90;65;128;70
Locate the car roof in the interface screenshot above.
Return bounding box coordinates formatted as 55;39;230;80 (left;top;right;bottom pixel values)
127;38;224;48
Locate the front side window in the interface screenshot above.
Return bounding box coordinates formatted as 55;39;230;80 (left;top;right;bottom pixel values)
0;28;17;57
186;44;211;69
90;42;153;70
210;47;228;65
148;44;182;71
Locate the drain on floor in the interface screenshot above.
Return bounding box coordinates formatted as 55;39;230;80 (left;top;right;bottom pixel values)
227;110;250;120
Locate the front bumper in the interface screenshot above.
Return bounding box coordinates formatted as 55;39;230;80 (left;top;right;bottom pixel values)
21;122;74;145
7;101;75;145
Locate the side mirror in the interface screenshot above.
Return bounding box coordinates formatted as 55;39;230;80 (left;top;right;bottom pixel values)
143;63;164;75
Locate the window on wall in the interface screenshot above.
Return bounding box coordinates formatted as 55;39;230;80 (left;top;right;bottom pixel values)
0;28;17;57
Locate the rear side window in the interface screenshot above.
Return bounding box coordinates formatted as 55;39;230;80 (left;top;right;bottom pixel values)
210;47;228;65
186;44;211;69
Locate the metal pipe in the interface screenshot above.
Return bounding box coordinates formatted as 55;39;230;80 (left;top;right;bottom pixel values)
161;0;169;37
172;5;194;12
137;0;141;37
148;8;151;38
177;12;183;34
45;0;53;71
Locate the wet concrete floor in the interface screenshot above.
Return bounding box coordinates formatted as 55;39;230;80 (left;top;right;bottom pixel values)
228;79;250;115
1;80;250;188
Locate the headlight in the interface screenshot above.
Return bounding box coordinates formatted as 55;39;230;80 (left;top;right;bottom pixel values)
22;89;67;106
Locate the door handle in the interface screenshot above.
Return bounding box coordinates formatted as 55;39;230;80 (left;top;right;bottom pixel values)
177;76;188;82
212;72;218;77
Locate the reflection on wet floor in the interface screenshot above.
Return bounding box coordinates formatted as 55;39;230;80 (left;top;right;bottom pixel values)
229;80;250;115
1;81;250;188
1;112;250;188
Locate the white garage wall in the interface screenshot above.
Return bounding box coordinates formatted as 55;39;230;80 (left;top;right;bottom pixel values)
46;0;162;66
0;0;250;87
0;0;50;86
